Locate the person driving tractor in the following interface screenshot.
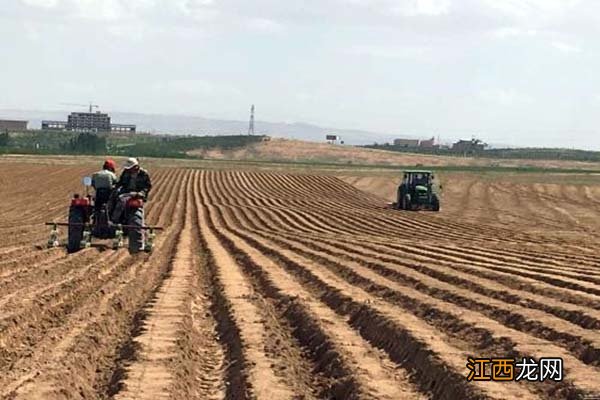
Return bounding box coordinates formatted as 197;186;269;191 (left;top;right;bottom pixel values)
110;157;152;223
414;173;428;186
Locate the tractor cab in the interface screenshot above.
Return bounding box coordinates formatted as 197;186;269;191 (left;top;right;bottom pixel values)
396;170;440;211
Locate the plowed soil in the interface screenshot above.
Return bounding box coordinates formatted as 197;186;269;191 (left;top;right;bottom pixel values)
1;161;600;400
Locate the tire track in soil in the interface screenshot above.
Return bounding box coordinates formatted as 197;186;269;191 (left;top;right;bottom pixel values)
114;171;206;400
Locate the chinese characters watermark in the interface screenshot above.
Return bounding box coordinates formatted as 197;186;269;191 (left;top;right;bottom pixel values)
466;357;563;382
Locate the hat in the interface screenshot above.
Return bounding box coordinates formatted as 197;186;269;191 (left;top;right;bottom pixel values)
123;157;139;170
103;159;116;172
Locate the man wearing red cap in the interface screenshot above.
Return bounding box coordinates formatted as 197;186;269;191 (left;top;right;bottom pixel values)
92;159;118;211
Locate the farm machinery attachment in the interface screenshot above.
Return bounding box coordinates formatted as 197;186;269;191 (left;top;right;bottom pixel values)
46;176;163;253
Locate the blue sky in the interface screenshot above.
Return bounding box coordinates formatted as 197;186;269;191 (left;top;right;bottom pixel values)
2;0;600;147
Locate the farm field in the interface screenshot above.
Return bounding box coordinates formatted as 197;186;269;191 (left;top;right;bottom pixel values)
1;160;600;399
340;173;600;241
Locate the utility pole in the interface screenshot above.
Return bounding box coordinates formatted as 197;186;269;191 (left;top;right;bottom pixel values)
248;104;255;135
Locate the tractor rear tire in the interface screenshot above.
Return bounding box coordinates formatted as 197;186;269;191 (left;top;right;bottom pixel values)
67;206;84;253
128;208;145;254
431;194;440;212
402;194;411;211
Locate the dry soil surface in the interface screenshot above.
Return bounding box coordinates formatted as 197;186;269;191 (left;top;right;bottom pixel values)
1;161;599;399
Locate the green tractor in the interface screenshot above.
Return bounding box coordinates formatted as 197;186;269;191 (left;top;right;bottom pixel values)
395;170;441;211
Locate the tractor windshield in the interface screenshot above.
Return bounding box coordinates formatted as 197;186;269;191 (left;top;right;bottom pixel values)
413;173;430;186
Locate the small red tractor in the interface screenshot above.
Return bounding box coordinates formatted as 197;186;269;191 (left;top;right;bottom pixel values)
46;176;162;253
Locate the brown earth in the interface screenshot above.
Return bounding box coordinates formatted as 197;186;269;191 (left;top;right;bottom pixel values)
1;159;600;399
339;173;600;241
189;138;600;170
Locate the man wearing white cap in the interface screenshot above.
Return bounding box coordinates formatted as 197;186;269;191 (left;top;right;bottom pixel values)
117;157;152;199
110;157;152;224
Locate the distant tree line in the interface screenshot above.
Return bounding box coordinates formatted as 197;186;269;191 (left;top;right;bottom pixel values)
60;133;107;154
0;132;10;147
364;143;600;163
0;131;266;158
110;134;266;158
483;148;600;162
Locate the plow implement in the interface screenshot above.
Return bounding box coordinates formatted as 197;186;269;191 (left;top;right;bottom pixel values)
45;221;164;251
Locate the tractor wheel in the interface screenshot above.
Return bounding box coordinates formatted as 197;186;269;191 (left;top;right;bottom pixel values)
431;194;440;212
402;194;411;211
127;208;145;254
67;206;84;253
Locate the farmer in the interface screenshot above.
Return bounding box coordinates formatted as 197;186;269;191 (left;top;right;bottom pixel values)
414;173;427;186
92;159;118;210
110;157;152;223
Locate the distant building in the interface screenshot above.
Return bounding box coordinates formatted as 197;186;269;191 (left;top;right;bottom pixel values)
68;112;111;132
452;139;487;154
393;137;439;149
42;111;136;133
0;119;28;131
393;138;420;148
41;121;67;130
109;123;137;133
419;137;437;148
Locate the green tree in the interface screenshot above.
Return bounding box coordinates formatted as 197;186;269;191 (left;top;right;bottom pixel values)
66;132;107;154
0;132;10;147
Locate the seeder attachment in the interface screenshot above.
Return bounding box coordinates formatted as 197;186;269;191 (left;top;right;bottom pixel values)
47;224;60;248
81;226;92;248
113;225;124;250
144;228;156;253
44;222;163;253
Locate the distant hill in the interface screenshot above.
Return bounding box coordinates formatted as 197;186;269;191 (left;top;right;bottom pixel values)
0;109;409;146
189;138;600;170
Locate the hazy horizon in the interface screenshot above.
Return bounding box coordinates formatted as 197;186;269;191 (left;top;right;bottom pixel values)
3;0;600;148
0;107;528;148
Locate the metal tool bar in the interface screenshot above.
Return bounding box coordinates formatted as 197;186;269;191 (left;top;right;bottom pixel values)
45;222;164;230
